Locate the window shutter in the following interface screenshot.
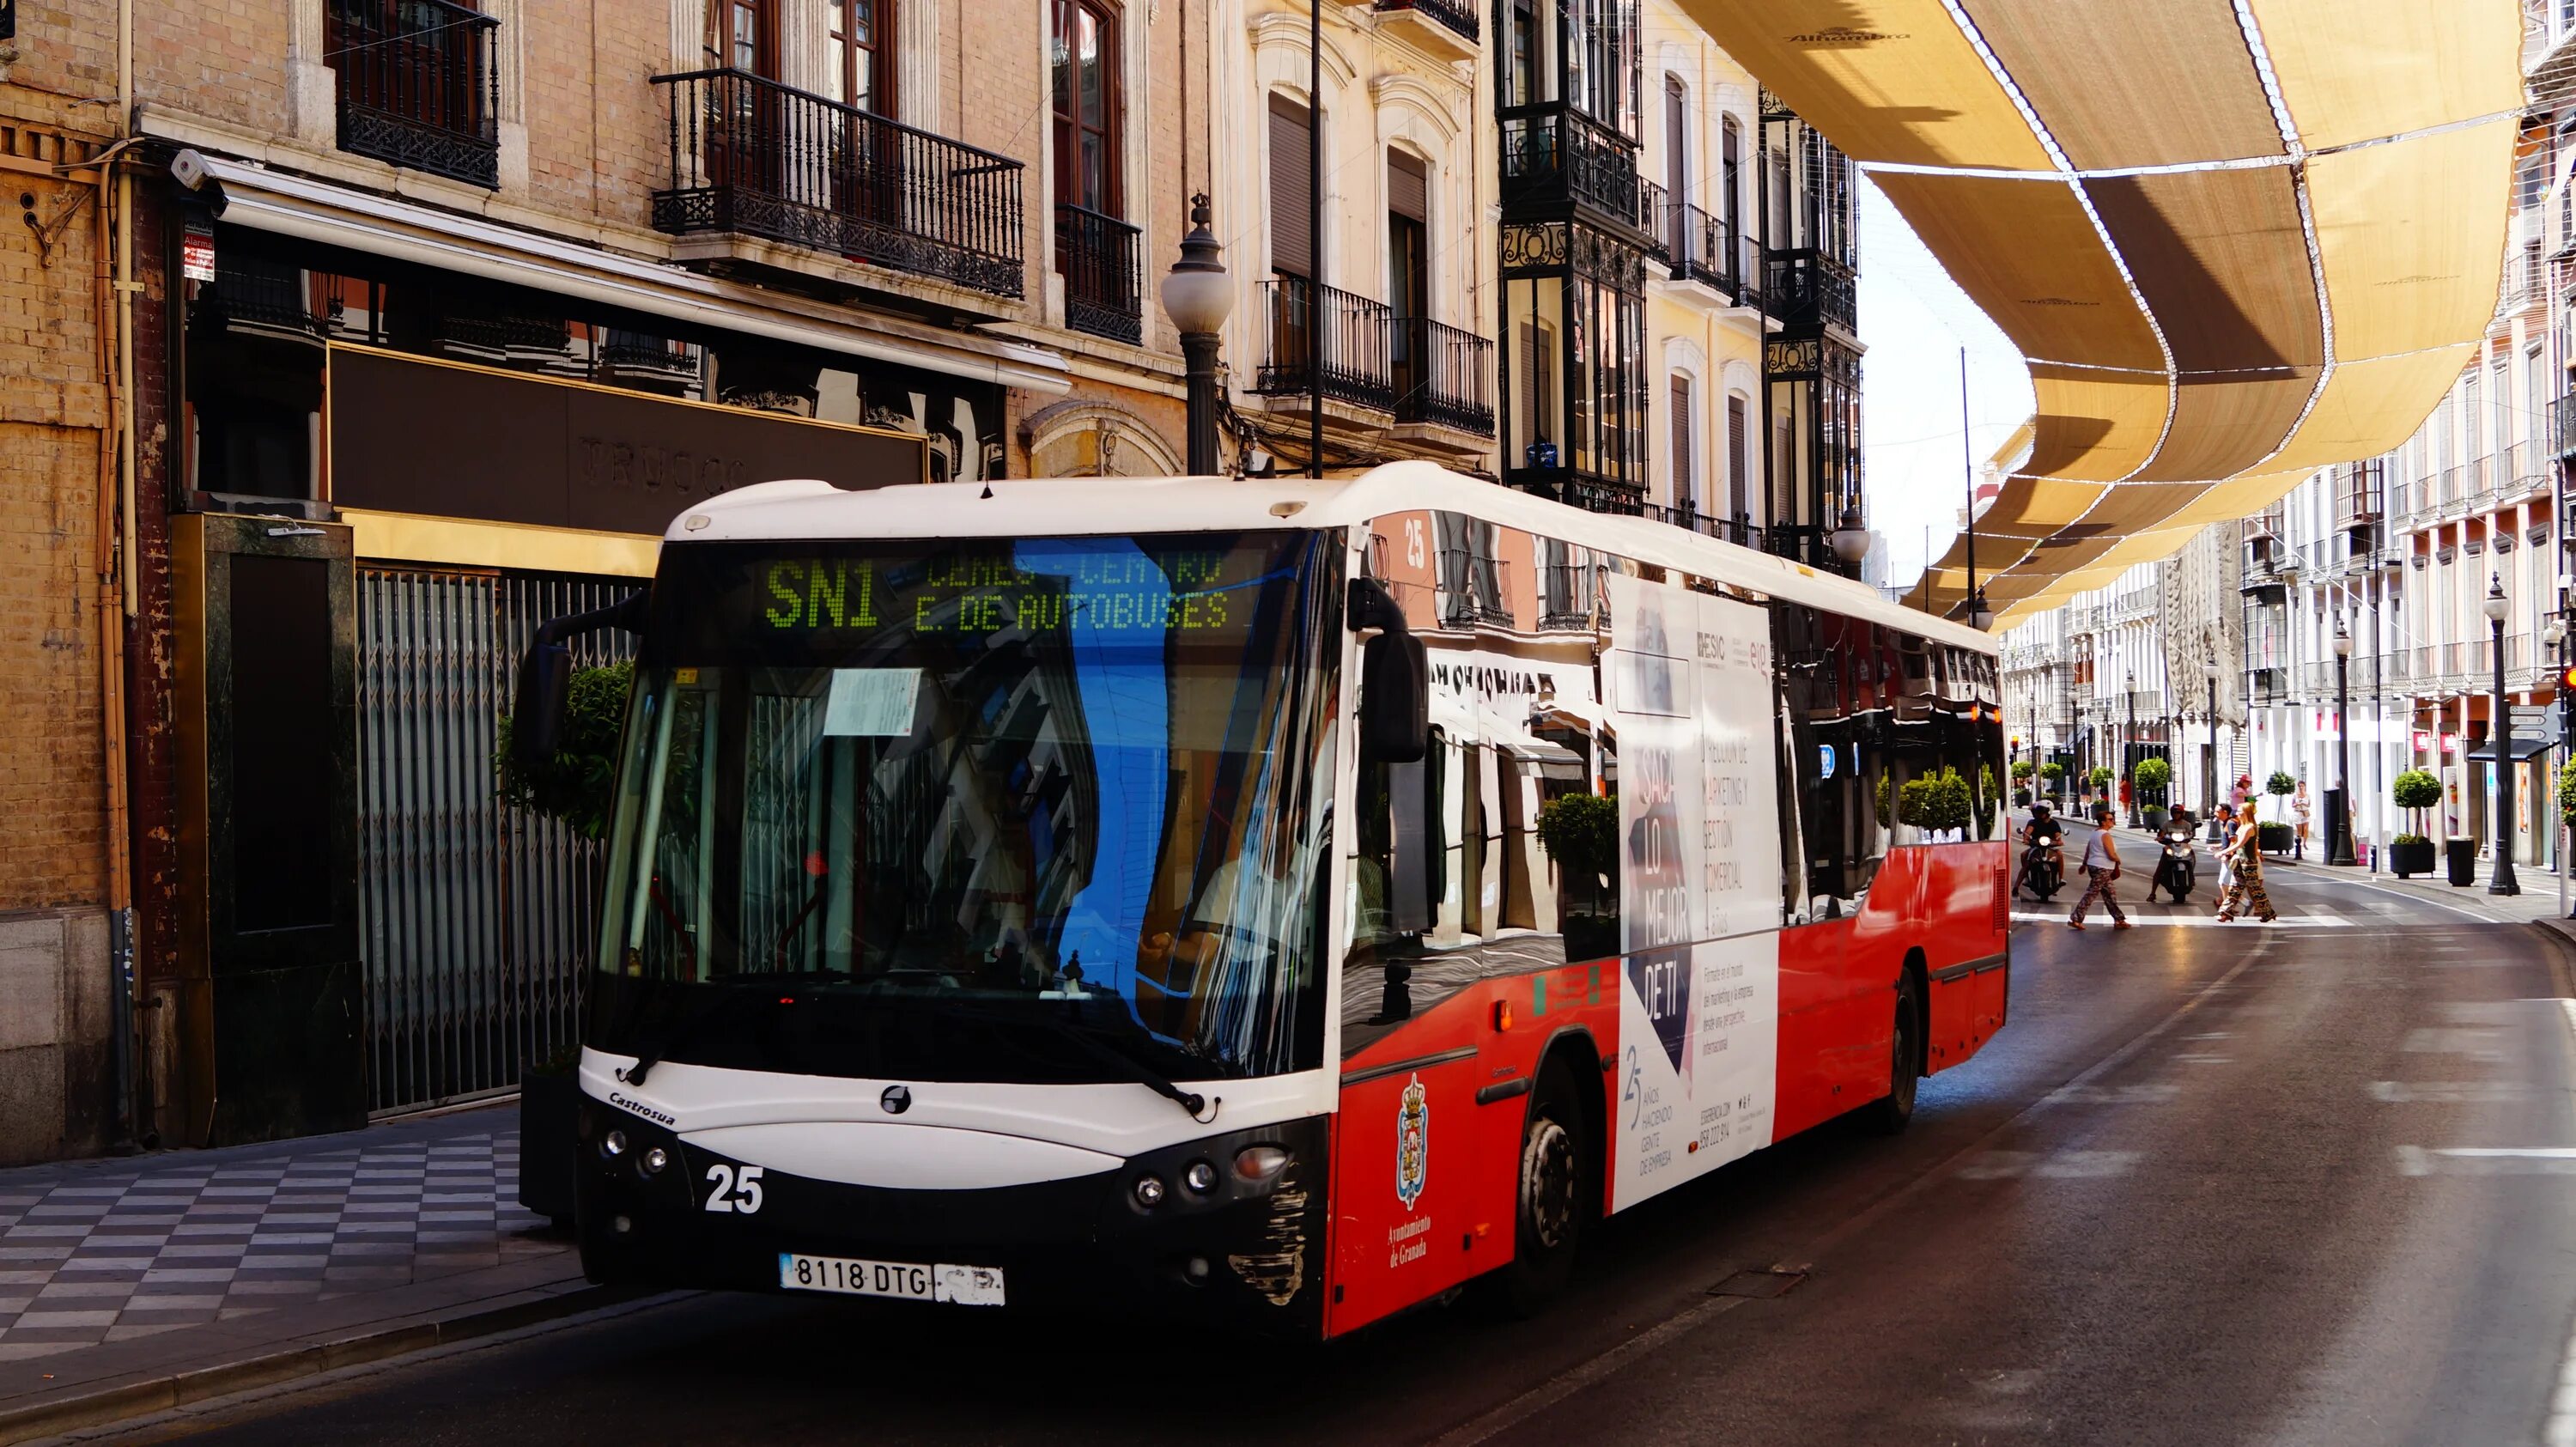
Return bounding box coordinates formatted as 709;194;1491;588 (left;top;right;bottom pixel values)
1388;150;1428;225
1728;395;1748;515
1269;95;1314;278
1669;375;1693;512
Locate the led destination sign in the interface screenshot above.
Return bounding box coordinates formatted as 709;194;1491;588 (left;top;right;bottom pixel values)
757;550;1248;636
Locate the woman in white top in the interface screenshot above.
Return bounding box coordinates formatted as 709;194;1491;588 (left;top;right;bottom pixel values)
2068;806;2132;931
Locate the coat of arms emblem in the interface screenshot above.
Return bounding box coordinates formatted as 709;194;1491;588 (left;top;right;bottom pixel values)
1395;1074;1429;1209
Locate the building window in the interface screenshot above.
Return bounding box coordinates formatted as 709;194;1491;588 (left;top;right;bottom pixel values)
1727;392;1748;519
1669;374;1695;514
1050;0;1116;209
718;0;771;74
825;0;893;110
1721;117;1743;268
1269;94;1315;279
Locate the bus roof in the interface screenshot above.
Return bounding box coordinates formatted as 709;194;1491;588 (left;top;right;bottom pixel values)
669;460;1995;654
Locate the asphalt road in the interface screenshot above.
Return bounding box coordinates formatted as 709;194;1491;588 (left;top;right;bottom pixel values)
100;848;2576;1447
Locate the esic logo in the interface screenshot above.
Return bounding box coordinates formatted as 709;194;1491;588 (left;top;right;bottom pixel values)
607;1091;677;1128
1395;1075;1430;1209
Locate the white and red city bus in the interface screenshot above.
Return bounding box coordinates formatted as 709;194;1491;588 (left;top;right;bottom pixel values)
535;461;2008;1337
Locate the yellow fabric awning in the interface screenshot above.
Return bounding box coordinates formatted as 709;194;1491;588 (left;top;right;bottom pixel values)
1674;1;2522;626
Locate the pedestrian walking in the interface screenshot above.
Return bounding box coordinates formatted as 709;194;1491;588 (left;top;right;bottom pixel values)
2215;800;2278;923
2293;779;2312;860
2069;805;2134;931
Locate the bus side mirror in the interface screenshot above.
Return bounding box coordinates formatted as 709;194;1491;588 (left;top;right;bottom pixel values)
509;641;573;774
1350;577;1428;763
507;590;649;775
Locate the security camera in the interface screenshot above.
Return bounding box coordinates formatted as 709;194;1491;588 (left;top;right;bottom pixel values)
170;149;210;191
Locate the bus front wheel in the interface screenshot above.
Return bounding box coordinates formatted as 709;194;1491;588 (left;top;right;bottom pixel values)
1500;1062;1588;1316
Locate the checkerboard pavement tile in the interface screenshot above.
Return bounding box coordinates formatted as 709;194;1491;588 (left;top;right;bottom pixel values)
0;1128;562;1360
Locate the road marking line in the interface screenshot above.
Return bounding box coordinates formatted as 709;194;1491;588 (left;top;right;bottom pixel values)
2173;1054;2231;1063
2397;1146;2576;1176
2009;912;2348;927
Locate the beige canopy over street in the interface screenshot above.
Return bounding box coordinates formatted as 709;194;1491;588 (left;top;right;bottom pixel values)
1677;0;2524;624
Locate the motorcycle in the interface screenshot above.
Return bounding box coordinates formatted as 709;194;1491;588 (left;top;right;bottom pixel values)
2016;836;2064;903
2150;825;2197;903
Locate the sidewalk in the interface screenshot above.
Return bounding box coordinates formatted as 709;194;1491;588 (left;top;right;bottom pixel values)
0;1103;630;1443
2086;816;2576;927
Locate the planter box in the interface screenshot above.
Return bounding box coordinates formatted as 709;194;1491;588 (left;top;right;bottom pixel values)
2257;822;2294;855
2390;840;2435;879
518;1071;581;1230
2143;807;2167;832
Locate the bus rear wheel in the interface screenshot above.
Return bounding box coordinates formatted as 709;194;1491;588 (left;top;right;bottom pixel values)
1500;1061;1588;1316
1867;967;1923;1135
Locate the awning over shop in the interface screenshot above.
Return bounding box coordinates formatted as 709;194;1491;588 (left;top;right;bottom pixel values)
2464;733;2558;763
179;152;1074;398
1675;1;2522;624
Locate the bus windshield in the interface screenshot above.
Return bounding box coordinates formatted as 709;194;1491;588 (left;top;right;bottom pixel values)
587;531;1344;1085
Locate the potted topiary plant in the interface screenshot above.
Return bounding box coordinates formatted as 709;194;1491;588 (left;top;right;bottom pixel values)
1537;791;1620;962
2390;768;2440;878
2258;770;2297;854
2040;761;2064;803
495;659;635;1233
2136;757;2172;832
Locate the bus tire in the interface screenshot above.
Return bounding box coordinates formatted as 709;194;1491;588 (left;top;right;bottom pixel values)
1500;1061;1589;1316
1866;965;1923;1135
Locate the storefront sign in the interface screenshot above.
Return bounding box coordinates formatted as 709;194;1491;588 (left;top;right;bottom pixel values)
2440;732;2460;754
326;346;926;537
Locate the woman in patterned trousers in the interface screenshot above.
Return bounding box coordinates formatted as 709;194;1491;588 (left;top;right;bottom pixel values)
2215;800;2277;923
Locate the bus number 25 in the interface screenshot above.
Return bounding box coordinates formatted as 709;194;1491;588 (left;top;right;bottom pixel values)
703;1164;765;1213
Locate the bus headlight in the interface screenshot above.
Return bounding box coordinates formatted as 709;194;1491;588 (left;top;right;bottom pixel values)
1133;1174;1168;1208
1183;1160;1218;1195
601;1129;629;1160
640;1146;670;1176
1233;1146;1290;1183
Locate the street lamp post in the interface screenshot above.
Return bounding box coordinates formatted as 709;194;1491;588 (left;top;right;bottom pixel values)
2549;615;2569;919
2485;573;2519;896
2124;670;2138;827
2332;618;2355;865
1161;195;1233;477
2204;653;2223;842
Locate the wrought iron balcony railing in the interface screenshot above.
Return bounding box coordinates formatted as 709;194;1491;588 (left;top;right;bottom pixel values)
1255;277;1394;410
1651;195;1739;295
650;69;1025;298
1765;246;1856;337
2556;392;2576;461
1391;316;1495;435
1054;204;1141;344
327;0;500;188
1370;0;1479;43
1641;502;1765;551
1636;179;1668;261
1500;102;1643;233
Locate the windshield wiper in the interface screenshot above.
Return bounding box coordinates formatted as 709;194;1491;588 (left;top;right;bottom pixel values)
618;973;813;1086
924;1001;1216;1122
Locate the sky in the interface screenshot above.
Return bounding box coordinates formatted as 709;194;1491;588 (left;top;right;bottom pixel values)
1856;179;2037;590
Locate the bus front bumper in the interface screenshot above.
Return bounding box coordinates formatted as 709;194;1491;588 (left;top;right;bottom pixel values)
573;1099;1329;1336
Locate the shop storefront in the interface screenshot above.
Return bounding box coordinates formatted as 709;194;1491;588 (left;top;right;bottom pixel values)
154;221;946;1140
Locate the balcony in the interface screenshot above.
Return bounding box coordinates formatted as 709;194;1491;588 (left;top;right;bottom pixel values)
1765;247;1857;337
2557;392;2576;461
1650;194;1741;299
327;0;500;188
1391;317;1496;436
1641;503;1765;551
1371;0;1479;57
1255;277;1394;411
1636;179;1669;262
1500;103;1643;235
650;69;1025;300
1054;204;1141;345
